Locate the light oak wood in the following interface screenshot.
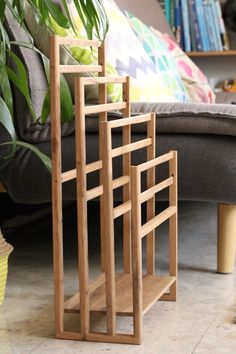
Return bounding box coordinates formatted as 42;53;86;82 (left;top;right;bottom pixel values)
74;77;90;338
217;204;236;273
113;200;131;219
131;166;142;341
50;35;107;341
146;113;156;275
111;138;152;158
57;36;101;47
50;35;65;334
64;273;175;316
98;41;107;276
140;177;173;203
186;50;236;57
108;113;152;128
137;151;174;172
122;76;131;273
86;332;139;345
100;122;116;335
84;102;127;115
60;65;103;73
51;36;178;343
140;206;176;239
83;76;127;85
168;151;178;300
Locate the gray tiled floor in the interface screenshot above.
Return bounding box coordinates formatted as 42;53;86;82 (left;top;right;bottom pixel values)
0;202;236;353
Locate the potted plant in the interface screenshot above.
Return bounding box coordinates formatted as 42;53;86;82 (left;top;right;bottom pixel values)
0;0;108;171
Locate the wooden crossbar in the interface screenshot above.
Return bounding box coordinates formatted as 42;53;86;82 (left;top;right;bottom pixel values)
86;176;130;201
140;206;177;238
113;201;131;219
81;77;127;85
60;65;103;73
84;102;127;115
140;177;174;203
108;113;152;129
57;36;101;47
111;138;152;158
136;152;174;173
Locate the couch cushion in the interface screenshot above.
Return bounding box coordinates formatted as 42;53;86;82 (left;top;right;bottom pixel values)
152;30;215;104
83;101;236;137
124;11;189;102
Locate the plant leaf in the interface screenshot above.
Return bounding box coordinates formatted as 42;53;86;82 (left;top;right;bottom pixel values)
0;1;6;22
0;97;16;158
41;87;50;124
41;56;73;124
2;141;52;173
6;49;37;121
42;0;70;29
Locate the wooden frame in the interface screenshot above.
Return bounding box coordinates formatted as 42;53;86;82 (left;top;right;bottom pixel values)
130;151;177;342
50;35;178;345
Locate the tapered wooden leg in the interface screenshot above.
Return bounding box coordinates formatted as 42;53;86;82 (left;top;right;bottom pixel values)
217;204;236;273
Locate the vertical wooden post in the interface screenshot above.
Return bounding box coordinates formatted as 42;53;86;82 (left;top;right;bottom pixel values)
122;77;132;273
50;35;64;335
168;151;178;300
131;166;142;344
98;43;107;272
75;78;89;338
101;122;116;335
146;113;156;275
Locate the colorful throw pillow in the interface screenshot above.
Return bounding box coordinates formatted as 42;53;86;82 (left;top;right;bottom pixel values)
69;0;179;102
124;11;190;103
151;29;216;103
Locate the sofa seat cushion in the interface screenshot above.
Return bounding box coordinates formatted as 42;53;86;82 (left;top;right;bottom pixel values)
2;133;236;204
83;102;236;137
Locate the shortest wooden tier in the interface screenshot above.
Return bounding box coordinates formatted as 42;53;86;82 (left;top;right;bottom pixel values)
64;273;175;316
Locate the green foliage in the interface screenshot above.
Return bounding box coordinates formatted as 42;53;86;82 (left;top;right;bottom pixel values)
0;0;108;171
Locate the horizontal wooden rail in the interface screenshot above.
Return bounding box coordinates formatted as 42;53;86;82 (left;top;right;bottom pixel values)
61;169;76;183
140;177;173;203
84;102;127;115
60;65;103;73
140;206;176;238
113;175;129;189
112;138;152;158
86;160;102;174
86;185;103;201
61;161;103;183
136;151;174;173
113;201;131;219
86;176;130;202
57;36;101;47
81;77;127;85
107;113;152;129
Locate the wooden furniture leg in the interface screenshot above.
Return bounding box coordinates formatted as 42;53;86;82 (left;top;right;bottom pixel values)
217;204;236;273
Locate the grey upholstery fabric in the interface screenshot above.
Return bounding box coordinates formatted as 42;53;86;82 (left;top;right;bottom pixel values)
2;133;236;204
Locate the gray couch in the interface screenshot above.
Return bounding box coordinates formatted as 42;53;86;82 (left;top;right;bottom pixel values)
1;0;236;273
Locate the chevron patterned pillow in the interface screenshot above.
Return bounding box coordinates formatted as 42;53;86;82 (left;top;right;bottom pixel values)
124;11;190;103
101;0;179;102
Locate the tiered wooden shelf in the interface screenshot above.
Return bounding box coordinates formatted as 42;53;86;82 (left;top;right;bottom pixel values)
64;273;176;316
186;50;236;57
50;35;178;345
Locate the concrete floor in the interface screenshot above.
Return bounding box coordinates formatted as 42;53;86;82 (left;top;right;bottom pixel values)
0;202;236;353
